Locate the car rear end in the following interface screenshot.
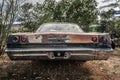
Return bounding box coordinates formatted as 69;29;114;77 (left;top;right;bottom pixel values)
5;32;113;60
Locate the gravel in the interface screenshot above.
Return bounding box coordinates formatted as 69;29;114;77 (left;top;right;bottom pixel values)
0;49;120;80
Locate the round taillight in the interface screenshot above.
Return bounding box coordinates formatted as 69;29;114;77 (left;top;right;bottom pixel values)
12;36;19;43
92;37;97;42
21;35;27;42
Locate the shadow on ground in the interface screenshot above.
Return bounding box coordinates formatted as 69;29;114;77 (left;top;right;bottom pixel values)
0;52;120;80
6;61;96;80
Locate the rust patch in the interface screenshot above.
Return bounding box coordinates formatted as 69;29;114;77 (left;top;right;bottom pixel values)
67;35;98;43
27;33;98;43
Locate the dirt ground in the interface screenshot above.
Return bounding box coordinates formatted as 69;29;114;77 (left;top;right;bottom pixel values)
0;49;120;80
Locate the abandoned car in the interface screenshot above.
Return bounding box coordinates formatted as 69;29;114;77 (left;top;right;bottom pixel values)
6;23;114;60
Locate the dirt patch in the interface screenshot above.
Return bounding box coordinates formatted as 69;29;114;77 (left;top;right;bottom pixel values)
0;49;120;80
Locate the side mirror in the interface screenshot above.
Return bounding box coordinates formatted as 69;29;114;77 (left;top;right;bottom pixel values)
111;41;115;49
0;49;2;55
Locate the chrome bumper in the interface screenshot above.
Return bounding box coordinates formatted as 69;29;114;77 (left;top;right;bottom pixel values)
5;48;113;60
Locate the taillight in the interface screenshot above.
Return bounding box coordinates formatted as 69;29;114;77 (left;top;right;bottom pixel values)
12;36;19;43
92;36;97;42
99;36;104;42
21;35;27;43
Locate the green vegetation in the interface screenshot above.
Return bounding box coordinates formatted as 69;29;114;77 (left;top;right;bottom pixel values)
99;9;120;38
98;9;120;46
19;0;97;32
0;0;21;55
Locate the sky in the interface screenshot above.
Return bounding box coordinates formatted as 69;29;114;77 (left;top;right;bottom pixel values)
27;0;102;7
27;0;44;3
0;0;105;9
26;0;119;10
27;0;102;5
27;0;61;3
0;0;102;6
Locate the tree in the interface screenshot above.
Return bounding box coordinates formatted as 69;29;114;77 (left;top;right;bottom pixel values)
66;0;97;31
100;10;114;20
18;3;36;32
0;0;21;55
99;9;115;32
19;0;97;32
43;0;97;28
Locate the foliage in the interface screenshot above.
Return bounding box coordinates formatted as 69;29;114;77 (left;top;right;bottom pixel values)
99;10;114;32
100;9;114;20
18;3;36;32
99;9;120;39
114;19;120;38
99;20;114;32
19;0;97;32
0;0;21;55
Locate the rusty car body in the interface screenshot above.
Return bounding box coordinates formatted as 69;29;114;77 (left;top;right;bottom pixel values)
6;23;113;60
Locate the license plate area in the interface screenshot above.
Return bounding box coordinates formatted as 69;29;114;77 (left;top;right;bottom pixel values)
53;52;65;57
49;52;69;59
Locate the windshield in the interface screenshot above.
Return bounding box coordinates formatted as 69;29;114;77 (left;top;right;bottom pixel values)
36;23;84;32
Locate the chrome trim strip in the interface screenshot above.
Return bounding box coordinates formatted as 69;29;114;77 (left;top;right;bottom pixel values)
6;48;113;52
70;53;96;56
8;51;110;60
12;53;48;57
11;53;95;56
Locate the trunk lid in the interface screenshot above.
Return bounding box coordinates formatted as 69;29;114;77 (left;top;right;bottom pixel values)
7;32;112;49
15;32;99;43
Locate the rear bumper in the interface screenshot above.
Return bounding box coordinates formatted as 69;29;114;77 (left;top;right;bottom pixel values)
5;48;113;60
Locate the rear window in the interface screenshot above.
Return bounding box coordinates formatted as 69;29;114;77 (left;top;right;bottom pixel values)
36;23;84;33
